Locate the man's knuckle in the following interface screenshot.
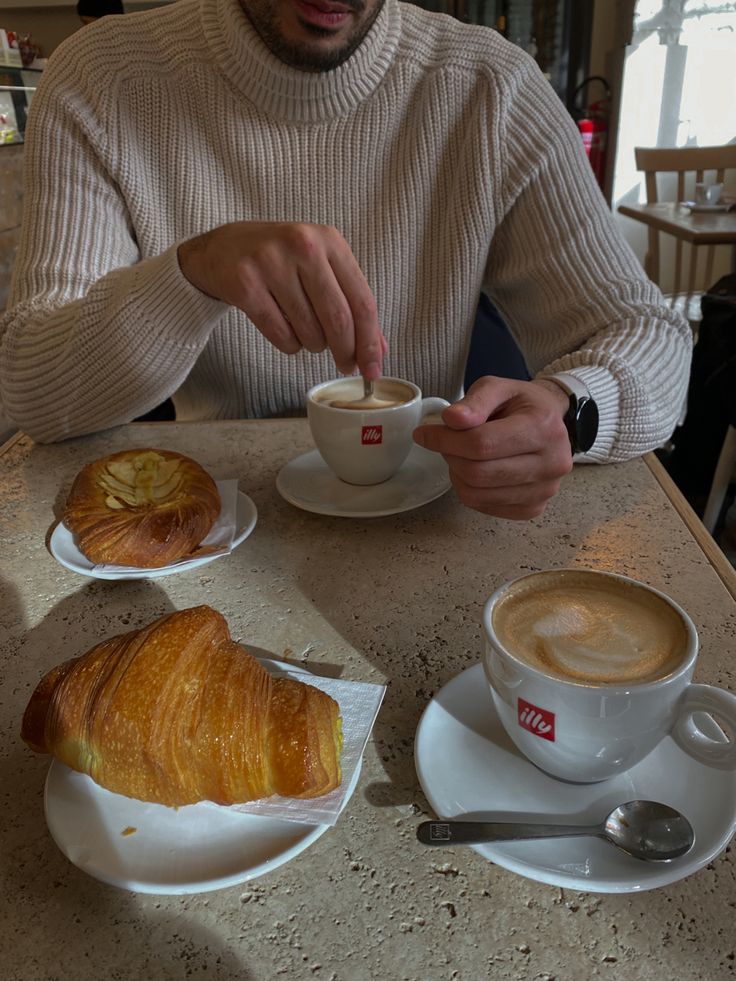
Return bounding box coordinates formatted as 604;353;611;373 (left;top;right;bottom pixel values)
235;258;260;289
289;223;319;258
492;463;515;486
353;293;377;323
268;328;301;354
456;487;478;509
548;443;573;475
324;224;346;247
292;320;322;349
539;479;561;500
463;464;493;489
326;304;352;337
474;432;497;459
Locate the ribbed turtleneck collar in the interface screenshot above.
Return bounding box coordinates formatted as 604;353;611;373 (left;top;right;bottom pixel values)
200;0;402;123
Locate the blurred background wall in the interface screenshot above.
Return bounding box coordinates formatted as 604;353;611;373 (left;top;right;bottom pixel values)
0;1;172;58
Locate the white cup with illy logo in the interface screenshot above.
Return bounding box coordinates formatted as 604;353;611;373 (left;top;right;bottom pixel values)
482;568;736;783
307;377;449;485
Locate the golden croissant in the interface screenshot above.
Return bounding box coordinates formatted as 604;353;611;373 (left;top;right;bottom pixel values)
21;606;343;806
62;448;221;567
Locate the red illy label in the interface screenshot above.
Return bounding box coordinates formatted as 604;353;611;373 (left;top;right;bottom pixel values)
361;425;383;445
518;697;555;741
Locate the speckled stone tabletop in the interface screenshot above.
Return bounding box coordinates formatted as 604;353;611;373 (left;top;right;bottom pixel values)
1;420;734;981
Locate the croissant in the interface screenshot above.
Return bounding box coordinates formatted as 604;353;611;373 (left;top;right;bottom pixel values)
21;606;343;806
62;448;221;568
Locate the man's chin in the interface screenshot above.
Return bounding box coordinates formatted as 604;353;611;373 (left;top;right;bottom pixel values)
241;0;385;72
276;34;361;71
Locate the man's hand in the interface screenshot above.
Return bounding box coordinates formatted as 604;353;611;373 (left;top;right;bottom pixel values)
413;376;573;520
178;221;385;379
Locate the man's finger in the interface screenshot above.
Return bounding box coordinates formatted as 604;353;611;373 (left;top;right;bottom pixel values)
242;285;303;354
330;245;384;380
270;271;327;353
440;451;548;488
441;376;527;430
414;416;543;461
448;469;561;518
298;259;358;373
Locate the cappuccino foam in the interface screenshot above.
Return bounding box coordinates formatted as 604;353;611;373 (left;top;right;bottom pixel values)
313;379;414;411
492;571;689;685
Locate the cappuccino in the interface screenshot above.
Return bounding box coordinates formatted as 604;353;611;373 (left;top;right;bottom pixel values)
306;376;449;485
483;569;736;783
492;570;688;685
313;378;414;411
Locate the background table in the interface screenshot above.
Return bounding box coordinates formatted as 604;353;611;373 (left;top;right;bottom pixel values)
618;201;736;270
1;420;735;981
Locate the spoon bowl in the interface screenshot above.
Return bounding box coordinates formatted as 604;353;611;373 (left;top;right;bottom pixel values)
416;799;695;862
604;800;694;861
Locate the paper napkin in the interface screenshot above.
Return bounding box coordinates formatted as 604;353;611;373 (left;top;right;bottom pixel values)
92;478;239;575
210;669;386;827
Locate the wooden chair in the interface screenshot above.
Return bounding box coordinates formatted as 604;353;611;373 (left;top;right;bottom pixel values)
703;424;736;534
634;144;736;323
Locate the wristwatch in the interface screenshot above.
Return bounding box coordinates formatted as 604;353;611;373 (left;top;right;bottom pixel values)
545;374;599;455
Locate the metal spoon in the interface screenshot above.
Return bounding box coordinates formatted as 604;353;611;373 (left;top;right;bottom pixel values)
416;800;694;862
363;377;374;400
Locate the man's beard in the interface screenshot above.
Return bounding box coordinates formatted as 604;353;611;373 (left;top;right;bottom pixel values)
242;0;385;72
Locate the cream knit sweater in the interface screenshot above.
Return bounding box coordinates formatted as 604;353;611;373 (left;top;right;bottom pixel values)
1;0;691;455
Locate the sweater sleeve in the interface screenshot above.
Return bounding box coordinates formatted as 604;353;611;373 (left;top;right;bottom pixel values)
483;57;693;463
0;59;228;444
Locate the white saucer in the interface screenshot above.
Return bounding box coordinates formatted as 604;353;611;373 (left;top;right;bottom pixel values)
49;491;257;580
276;444;451;518
44;660;362;895
683;201;731;213
414;664;736;894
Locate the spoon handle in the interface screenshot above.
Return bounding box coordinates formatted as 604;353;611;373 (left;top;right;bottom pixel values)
416;819;599;846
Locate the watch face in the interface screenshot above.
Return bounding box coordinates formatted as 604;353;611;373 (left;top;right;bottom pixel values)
576;397;599;453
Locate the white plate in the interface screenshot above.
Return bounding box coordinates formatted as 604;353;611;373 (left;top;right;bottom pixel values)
682;201;731;213
414;663;736;894
49;490;257;580
276;444;451;518
44;660;362;895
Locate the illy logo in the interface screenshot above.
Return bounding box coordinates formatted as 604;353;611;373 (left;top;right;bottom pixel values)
361;425;383;445
518;698;555;741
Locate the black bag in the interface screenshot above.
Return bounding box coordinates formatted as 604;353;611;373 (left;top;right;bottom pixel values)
664;272;736;510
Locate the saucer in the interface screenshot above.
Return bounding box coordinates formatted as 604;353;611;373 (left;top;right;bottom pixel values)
683;201;731;213
276;444;451;518
43;659;363;895
414;664;736;893
49;491;257;580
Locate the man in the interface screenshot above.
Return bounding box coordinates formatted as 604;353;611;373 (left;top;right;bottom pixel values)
77;0;125;25
0;0;692;519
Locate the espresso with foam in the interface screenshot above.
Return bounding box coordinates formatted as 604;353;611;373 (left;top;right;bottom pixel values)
492;571;689;685
313;379;414;411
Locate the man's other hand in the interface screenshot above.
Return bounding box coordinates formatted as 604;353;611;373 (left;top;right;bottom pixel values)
413;376;573;520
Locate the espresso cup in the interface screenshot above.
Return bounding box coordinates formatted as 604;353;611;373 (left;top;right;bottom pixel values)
307;377;449;485
694;181;723;206
482;568;736;783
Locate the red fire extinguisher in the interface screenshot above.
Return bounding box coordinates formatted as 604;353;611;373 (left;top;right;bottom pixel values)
572;76;611;191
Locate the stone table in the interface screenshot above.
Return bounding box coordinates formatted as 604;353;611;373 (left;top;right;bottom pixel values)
1;420;734;981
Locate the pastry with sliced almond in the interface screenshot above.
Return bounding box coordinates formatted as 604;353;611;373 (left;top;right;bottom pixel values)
62;449;221;567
